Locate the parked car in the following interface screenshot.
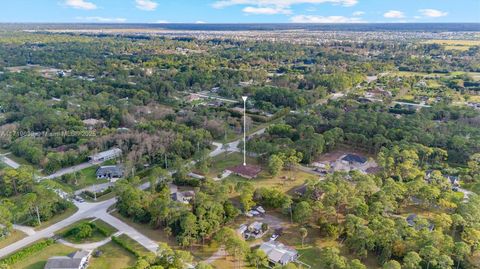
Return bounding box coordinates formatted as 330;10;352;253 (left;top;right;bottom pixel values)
270;234;279;241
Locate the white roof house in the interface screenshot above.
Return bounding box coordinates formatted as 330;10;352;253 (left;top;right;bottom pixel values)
259;241;298;266
88;148;122;163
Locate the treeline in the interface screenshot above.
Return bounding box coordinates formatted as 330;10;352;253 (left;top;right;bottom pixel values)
115;177;239;248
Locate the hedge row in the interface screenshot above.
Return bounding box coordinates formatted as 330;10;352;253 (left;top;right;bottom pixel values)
0;239;55;265
111;236;143;258
82;187;113;199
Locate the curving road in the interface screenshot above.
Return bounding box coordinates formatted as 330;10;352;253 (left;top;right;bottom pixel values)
0;133;268;259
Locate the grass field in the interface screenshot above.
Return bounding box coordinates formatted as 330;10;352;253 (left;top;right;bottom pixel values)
0;230;26;249
89;241;137;269
92;219;118;236
11;243;77;269
424;40;480;51
463;182;480;195
209;152;315;193
116;234;151;256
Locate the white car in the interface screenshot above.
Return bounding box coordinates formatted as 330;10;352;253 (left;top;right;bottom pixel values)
255;206;266;214
270;234;279;241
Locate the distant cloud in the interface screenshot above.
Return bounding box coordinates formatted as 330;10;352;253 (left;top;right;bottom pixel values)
64;0;97;10
135;0;158;11
156;20;170;23
213;0;358;11
352;11;365;16
291;15;364;23
383;10;405;19
243;6;292;15
195;21;207;24
76;16;127;22
419;9;448;18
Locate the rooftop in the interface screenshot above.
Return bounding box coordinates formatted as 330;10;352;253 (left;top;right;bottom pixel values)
227;164;262;179
342;154;367;164
44;250;90;269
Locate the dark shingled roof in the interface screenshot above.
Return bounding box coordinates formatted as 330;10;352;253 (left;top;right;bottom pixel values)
227;164;262;179
342;154;367;164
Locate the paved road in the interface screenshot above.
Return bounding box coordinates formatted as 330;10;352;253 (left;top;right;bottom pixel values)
74;182;114;196
12;225;36;236
0;153;20;169
0;131;272;259
42;162;96;180
196;92;238;104
0;199;115;258
100;214;158;253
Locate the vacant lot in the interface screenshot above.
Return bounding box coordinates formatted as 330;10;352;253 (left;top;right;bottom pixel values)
0;230;26;249
89;241;137;269
424;39;480;51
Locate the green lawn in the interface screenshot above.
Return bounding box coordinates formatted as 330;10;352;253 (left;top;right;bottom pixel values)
89;242;137;269
0;230;26;249
92;219;118;236
116;234;151;256
11;243;77;269
212;152;315;193
463;182;480;195
207;152;258;178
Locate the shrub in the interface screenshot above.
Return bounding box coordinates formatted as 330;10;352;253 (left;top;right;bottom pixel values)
0;239;55;265
111;236;143;258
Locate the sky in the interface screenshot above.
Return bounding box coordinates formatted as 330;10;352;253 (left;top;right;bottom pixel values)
0;0;479;24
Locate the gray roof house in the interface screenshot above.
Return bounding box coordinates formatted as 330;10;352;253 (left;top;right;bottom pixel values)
44;250;91;269
171;191;196;204
259;241;298;266
96;165;124;180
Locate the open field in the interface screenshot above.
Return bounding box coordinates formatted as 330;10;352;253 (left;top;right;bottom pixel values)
10;243;76;269
89;241;137;269
115;234;150;256
463;182;480;195
0;230;27;249
424;39;480;51
209;152;316;193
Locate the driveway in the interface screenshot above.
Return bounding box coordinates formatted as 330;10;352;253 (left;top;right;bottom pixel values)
0;153;20;169
42;162;96;180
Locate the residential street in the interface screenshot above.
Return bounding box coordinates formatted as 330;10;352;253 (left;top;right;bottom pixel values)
0;153;20;169
0;134;264;259
41;162;96;180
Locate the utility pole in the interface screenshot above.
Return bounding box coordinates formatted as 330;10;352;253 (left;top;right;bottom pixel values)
242;96;248;166
35;206;41;226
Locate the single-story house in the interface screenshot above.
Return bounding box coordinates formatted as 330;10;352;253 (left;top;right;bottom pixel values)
82;118;106;129
406;214;434;231
44;250;91;269
259;241;298;266
171;191;196;204
294;184;324;201
88;148;122;163
341;154;367;165
226;164;262;179
96;165;124;180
